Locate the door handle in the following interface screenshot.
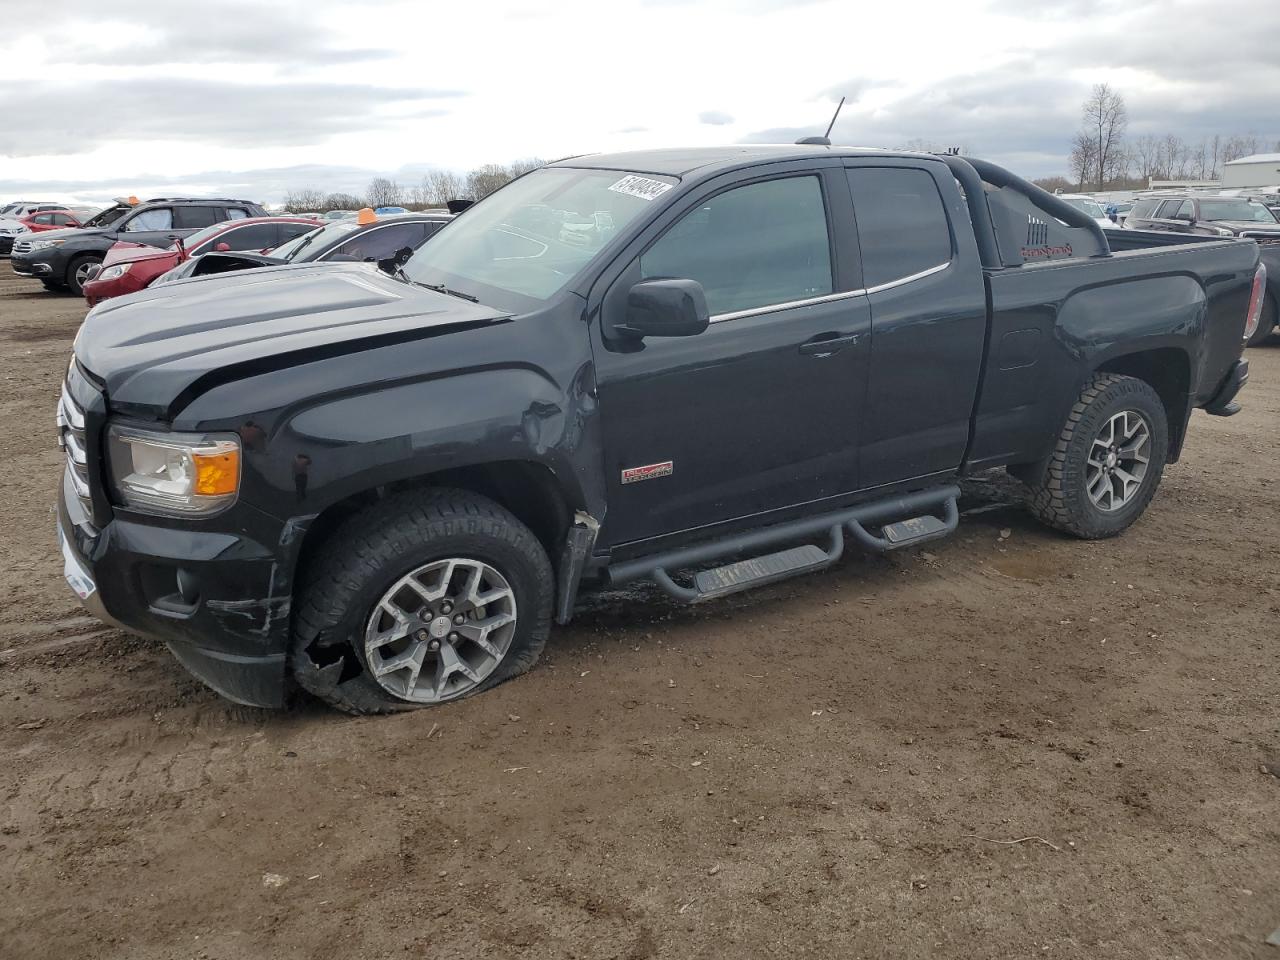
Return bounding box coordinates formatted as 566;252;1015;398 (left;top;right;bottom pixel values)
799;332;860;357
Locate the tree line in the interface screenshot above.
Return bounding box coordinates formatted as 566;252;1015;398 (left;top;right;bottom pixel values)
282;158;546;212
1048;83;1277;192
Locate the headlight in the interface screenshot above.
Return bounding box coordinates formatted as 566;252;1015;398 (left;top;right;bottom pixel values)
96;263;131;281
106;426;240;516
29;238;66;250
1210;227;1236;237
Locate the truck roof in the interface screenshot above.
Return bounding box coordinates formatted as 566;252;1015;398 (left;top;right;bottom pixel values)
554;145;933;178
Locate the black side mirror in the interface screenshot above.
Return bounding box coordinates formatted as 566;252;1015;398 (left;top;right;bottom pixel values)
377;245;415;274
614;278;710;339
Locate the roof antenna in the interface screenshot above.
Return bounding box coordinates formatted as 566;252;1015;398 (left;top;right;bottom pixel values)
796;96;845;146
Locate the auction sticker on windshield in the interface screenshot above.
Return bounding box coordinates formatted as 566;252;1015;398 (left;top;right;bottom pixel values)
608;175;674;202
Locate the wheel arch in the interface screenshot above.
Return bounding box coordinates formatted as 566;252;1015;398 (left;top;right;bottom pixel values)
1094;347;1191;462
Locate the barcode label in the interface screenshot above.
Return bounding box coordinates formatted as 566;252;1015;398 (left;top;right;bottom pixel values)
608;175;674;202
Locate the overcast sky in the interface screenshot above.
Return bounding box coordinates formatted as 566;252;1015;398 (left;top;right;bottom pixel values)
2;0;1277;205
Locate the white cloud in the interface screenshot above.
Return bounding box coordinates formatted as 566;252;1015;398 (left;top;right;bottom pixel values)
0;0;1276;204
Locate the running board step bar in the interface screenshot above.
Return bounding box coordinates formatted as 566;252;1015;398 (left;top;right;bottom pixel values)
608;485;960;604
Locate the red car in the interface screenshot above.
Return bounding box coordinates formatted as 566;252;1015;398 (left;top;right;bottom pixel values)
22;210;84;232
82;216;320;306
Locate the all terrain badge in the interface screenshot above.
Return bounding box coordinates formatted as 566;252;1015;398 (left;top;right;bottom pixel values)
621;460;673;484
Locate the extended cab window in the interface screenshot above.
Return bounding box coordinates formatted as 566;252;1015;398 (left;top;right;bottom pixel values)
123;208;173;232
847;167;951;287
639;176;832;317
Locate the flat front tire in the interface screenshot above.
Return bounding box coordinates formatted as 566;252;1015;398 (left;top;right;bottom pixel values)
1027;373;1169;539
292;489;553;714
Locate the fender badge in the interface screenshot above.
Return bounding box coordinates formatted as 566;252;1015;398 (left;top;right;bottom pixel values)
621;460;673;484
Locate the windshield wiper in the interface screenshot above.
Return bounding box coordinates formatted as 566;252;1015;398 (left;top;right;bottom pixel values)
414;281;478;303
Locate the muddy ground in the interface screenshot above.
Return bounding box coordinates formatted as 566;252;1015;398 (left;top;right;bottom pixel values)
0;269;1277;959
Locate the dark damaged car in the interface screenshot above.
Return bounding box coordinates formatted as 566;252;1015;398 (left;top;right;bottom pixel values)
57;146;1260;712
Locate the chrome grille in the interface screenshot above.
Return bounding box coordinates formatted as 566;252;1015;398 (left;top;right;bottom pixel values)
1240;231;1280;242
57;381;91;505
12;238;33;255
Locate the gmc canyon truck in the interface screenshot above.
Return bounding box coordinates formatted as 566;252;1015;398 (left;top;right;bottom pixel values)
57;146;1261;713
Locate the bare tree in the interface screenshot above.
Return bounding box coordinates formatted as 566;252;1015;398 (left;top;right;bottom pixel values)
283;187;325;212
365;177;403;209
1080;83;1127;191
422;170;464;206
1069;132;1096;189
466;164;512;200
509;157;548;178
322;192;363;210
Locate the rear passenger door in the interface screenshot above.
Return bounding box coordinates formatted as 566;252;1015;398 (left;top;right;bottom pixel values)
119;207;177;247
846;162;988;487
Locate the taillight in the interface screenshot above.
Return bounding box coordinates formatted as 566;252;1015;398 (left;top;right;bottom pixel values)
1244;261;1266;341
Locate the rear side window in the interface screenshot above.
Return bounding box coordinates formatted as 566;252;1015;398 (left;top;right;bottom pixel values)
174;206;219;229
1129;199;1159;220
52;213;75;225
277;222;315;244
847;167;952;288
640;175;833;317
224;208;250;220
198;223;277;254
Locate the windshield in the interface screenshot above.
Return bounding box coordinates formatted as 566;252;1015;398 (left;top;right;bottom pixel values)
83;204;131;228
402;166;676;308
1198;199;1278;223
270;220;359;262
1061;197;1106;218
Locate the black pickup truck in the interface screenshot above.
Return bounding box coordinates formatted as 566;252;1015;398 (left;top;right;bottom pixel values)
57;146;1261;712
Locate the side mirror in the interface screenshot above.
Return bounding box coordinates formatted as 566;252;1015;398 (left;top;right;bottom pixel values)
376;246;415;274
614;278;710;339
214;242;231;252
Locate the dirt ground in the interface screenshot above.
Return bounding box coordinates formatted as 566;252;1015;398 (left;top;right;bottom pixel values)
0;269;1277;960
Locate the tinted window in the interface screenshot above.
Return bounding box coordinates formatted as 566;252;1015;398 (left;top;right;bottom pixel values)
277;222;316;245
224;208;250;220
174;206;220;229
1155;200;1183;219
846;167;952;287
196;223;277;254
639;176;832;317
1129;199;1159;220
31;213;54;225
123;208;173;232
52;213;75;225
327;222;428;261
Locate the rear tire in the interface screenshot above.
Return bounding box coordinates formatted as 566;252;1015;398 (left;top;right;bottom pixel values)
65;255;102;297
291;488;554;714
1247;293;1276;347
1027;373;1169;539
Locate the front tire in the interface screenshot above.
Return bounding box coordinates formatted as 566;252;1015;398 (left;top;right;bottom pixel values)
292;489;554;714
65;255;102;297
1027;373;1169;539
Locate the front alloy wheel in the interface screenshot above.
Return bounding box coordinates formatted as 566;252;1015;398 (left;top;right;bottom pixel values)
364;558;518;703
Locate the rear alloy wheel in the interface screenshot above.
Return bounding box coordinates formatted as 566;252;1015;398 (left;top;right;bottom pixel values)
1027;373;1168;539
66;255;101;297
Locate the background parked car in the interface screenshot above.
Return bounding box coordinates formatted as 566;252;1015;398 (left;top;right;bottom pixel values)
0;203;76;255
82;215;320;306
1125;194;1280;345
10;196;266;295
323;209;356;220
1057;194;1117;229
153;211;451;285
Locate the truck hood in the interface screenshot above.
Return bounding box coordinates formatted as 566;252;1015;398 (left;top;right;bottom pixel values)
21;225;111;242
1211;221;1280;235
76;262;510;414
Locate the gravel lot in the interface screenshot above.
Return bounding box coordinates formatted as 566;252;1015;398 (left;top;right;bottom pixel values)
1;269;1277;959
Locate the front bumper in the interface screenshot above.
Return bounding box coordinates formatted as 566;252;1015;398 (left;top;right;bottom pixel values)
57;469;292;708
11;253;53;277
0;234;16;256
82;271;147;307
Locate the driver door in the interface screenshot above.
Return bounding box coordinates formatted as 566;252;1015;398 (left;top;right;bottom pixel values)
591;168;871;548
